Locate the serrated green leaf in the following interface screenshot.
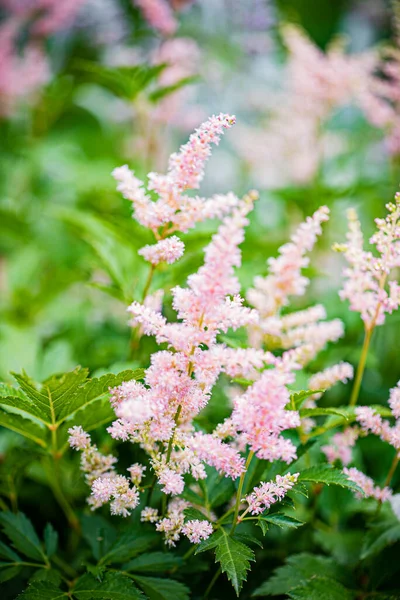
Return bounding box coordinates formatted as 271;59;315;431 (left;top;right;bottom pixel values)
0;410;47;447
74;572;145;599
361;520;400;559
298;467;362;494
132;575;190;600
17;581;69;599
44;524;58;558
0;512;46;562
0;565;22;583
99;531;158;565
183;507;210;522
13;368;88;423
288;576;354;599
0;541;22;562
233;533;263;549
81;515;117;561
252;553;346;597
259;513;305;531
124;552;182;573
290;390;324;409
196;529;254;596
59;369;144;422
300;407;348;419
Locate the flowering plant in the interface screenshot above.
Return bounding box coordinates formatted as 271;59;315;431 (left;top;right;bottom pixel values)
0;115;400;599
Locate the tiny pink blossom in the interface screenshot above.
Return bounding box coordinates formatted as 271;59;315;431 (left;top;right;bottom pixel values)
182;520;213;544
139;236;185;265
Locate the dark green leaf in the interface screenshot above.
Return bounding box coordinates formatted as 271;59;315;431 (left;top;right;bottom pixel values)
258;513;305;532
288;577;354;599
44;524;58;558
0;512;46;562
74;572;145;599
99;531;158;565
298;467;362;494
252;553;346;597
124;552;182;573
81;515;117;561
196;529;254;596
132;575;190;600
17;581;69;599
361;520;400;559
183;507;210;522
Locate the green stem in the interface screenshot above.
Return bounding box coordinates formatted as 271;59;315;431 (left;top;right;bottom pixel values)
142;264;156;302
51;554;78;578
204;567;221;599
384;454;399;488
162;405;182;515
349;327;372;407
230;451;254;535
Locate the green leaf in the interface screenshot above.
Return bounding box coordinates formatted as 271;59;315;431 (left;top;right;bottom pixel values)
298;467;362;494
0;541;22;562
81;515;117;561
0;565;22;583
59;369;144;422
0;512;46;562
73;61;166;100
288;577;354;600
149;76;199;102
196;529;254;596
0;410;47;447
99;531;158;565
124;552;182;573
44;524;58;558
17;581;69;599
258;513;305;533
290;390;324;409
74;572;145;599
361;520;400;559
252;553;346;597
12;368;88;424
183;507;210;522
299;408;348;419
132;575;190;600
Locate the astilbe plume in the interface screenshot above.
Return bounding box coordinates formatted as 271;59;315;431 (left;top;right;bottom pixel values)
234;24;380;187
134;0;178;36
247;206;344;367
337;194;400;330
112;114;239;267
0;20;49;116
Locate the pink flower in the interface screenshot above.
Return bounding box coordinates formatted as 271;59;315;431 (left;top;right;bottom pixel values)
182;520;213;544
68;426;91;450
245;473;299;515
231;369;300;463
139;236;185;265
308;362;354;400
321;428;358;466
248;207;329;320
344;467;392;502
337;196;400;329
134;0;177;36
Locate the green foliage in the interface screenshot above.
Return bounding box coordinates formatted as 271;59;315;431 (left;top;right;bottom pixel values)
196;528;255;596
0;512;48;563
298;466;363;494
0;367;144;449
131;575;190;600
253;553;349;597
73;572;145;599
256;512;305;535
